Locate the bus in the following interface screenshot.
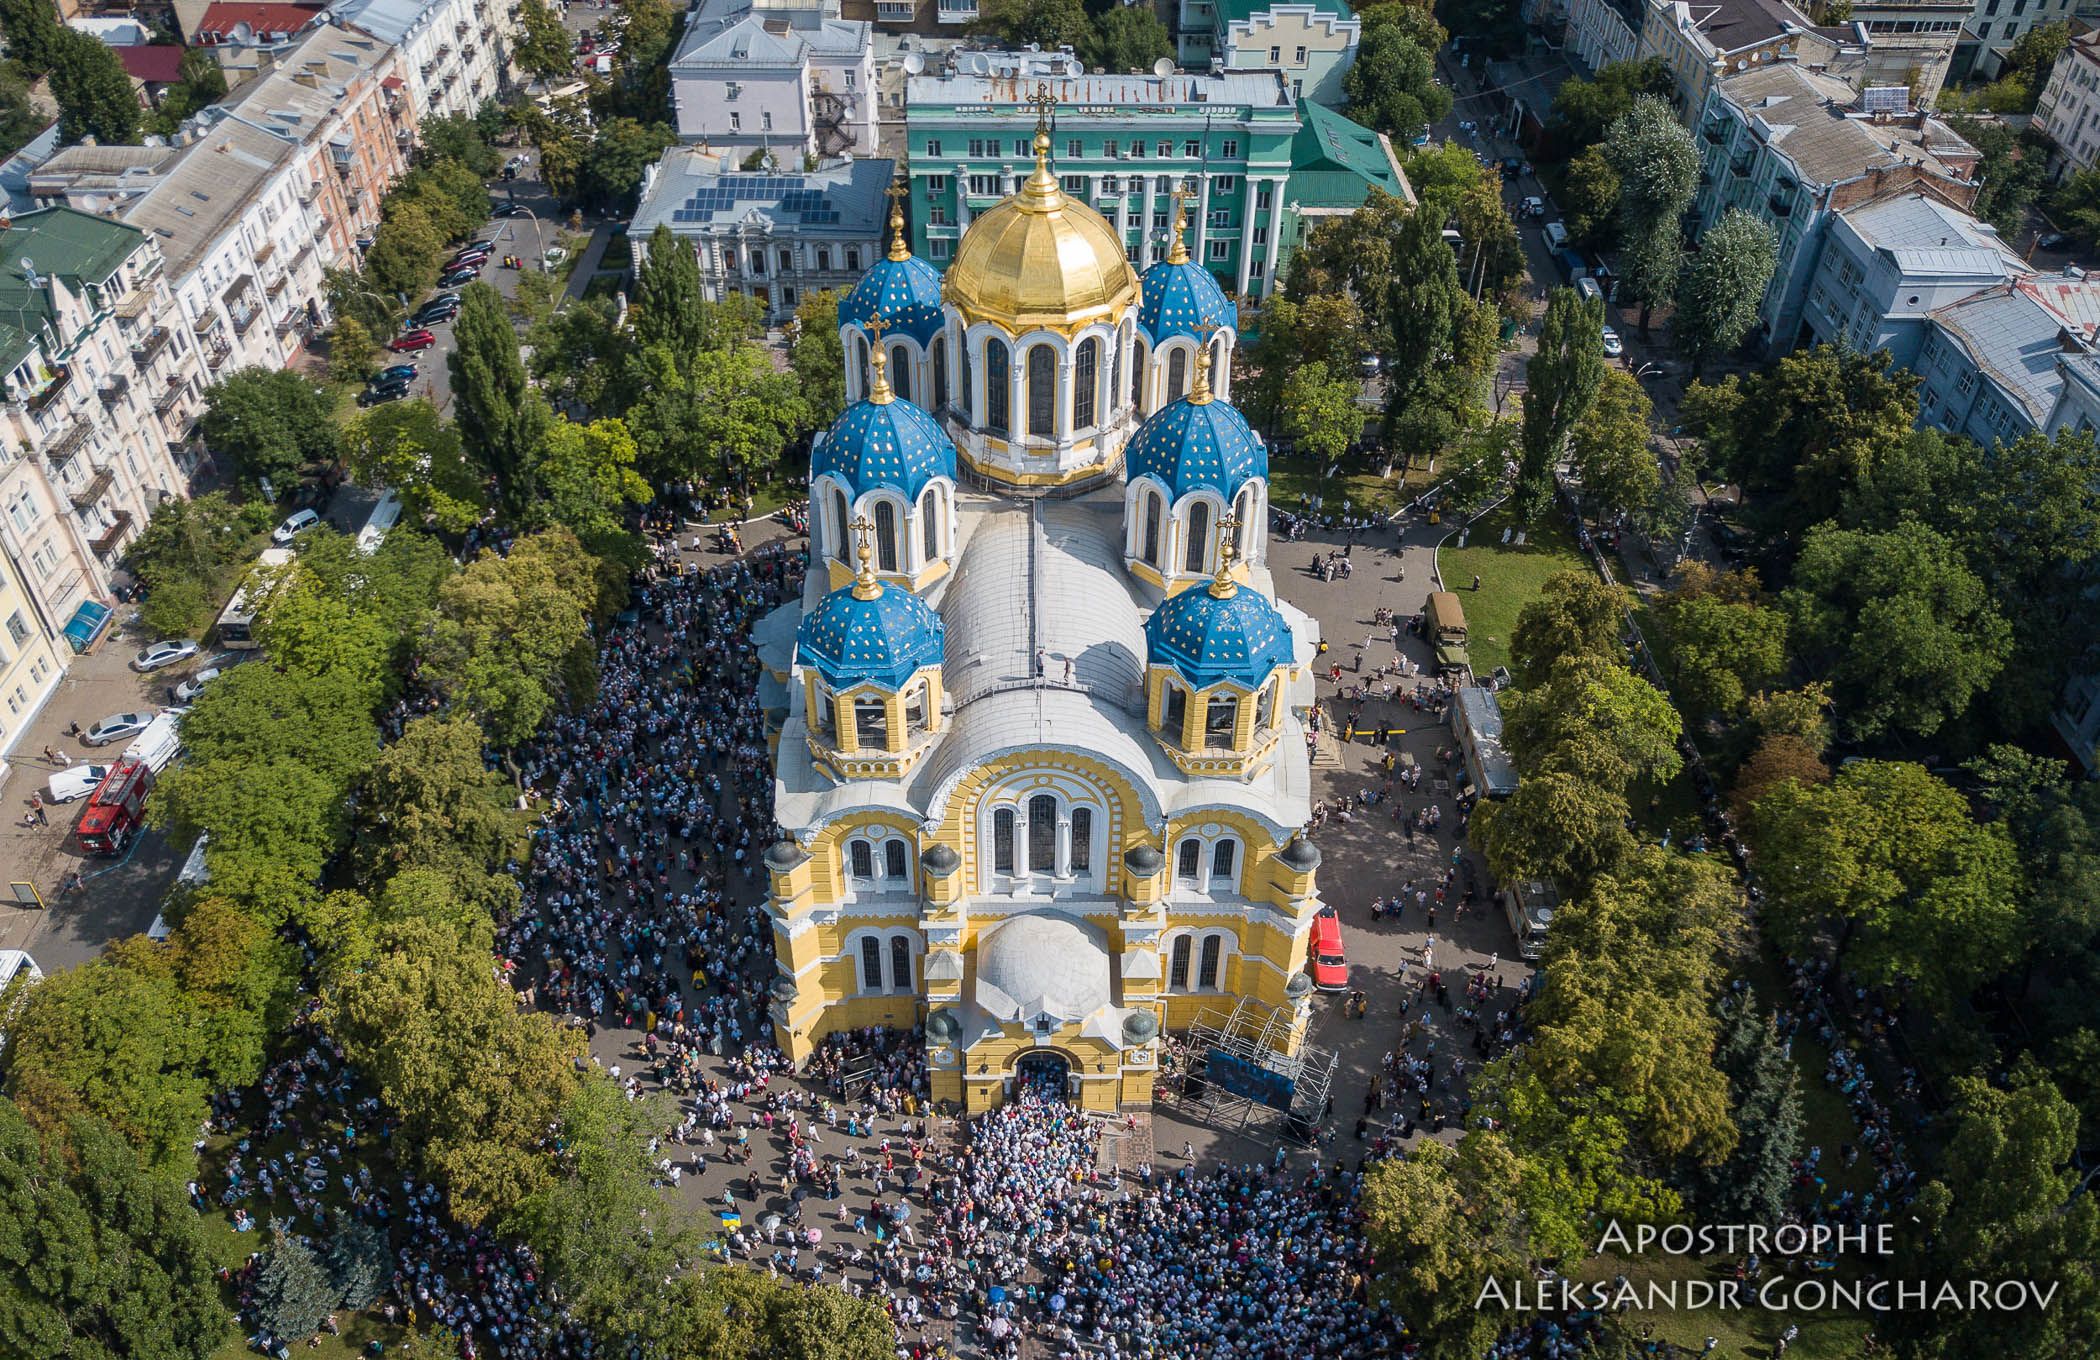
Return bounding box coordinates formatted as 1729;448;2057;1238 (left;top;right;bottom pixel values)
213;547;295;650
148;833;210;941
356;488;402;556
1452;686;1519;800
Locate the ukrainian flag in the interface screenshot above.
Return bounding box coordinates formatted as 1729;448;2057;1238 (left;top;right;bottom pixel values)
718;1211;742;1231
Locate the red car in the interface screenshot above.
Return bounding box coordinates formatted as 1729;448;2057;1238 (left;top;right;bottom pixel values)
390;329;436;351
1310;908;1347;991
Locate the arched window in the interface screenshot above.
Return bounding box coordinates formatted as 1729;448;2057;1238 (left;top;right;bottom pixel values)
832;487;850;561
1027;793;1057;872
993;808;1015;873
1163;682;1187;738
1073;337;1099;430
1206;695;1238;748
861;935;883;991
1211;838;1236;883
1210;337;1228;390
850;840;874;879
1235;486;1258;551
985;339;1010;434
1167;347;1187;400
885;839;908;880
889;935;912;992
904;683;929;734
1169;935;1192;990
920;488;940;561
874;500;898;572
1198;934;1223;989
857;335;870;394
1070;807;1093;871
812;683;835;733
854;696;888;748
1131;339;1148;411
1026;344;1056;437
1256;679;1277;732
958;333;972;414
1142;489;1162;564
1177;837;1201;882
932;336;949;409
888;344;912;402
1184;500;1210;574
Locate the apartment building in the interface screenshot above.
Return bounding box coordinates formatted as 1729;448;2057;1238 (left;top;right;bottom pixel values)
1568;0;1645;72
1692;63;1977;351
1638;0;1859;119
1178;0;1362;107
668;0;878;159
0;207;210;742
1955;0;2082;82
328;0;513;121
1797;192;2026;362
1911;270;2100;445
185;1;332;82
2036;30;2100;179
1839;0;1964;106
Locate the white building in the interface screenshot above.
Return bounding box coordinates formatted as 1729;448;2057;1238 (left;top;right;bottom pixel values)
2037;30;2100;180
628;148;891;323
668;0;876;160
1955;0;2082;82
328;0;513;121
1567;0;1644;73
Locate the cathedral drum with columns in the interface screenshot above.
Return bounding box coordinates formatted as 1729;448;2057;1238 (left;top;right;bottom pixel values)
753;94;1325;1113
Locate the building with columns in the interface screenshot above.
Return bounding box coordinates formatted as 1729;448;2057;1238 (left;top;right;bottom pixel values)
902;49;1407;304
755;116;1325;1112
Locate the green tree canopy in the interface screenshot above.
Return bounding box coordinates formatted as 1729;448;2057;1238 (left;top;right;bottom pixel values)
0;0;64;75
1672;207;1777;374
975;0;1089;50
665;1268;897;1360
513;0;577;79
421;528;602;746
1345;25;1451;144
122;492;274;639
1517;287;1605;520
1649;562;1788;718
1501;655;1684;791
1546;57;1672;156
344;399;492;536
1507;569;1626;685
1279;361;1364;465
199;368;342;488
1561;146;1620;249
1473;769;1634;890
48;28;139;147
1359;1137;1525;1356
251;1228;338;1343
1080;4;1172;74
530;416;651;567
1601;95;1697;335
788;289;847;428
451;282;554;517
351;713;524;905
1567;368;1659;525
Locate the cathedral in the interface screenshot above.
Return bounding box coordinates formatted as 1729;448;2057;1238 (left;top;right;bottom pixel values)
754;100;1325;1113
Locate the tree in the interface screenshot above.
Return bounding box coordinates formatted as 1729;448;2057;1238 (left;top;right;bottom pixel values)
1359;1137;1525;1357
0;0;63;75
1345;25;1450;143
351;714;523;895
1501;655;1683;791
47;29;138;147
199;367;341;488
633;223;712;354
1474;1064;1680;1261
1241;292;1366;428
788;289;847;429
1473;770;1633;890
344;399;491;535
324;919;585;1225
328;316;381;385
666;1269;897;1360
324;1222;390;1310
1561;146;1620;249
513;0;576;79
1948;116;2047;233
1517;287;1605;520
326;267;401;335
1750;760;2025;1002
365;200;448;300
1383;205;1470;420
1703;1003;1803;1223
2049;164;2100;248
1782;520;2011;741
1649;563;1787;718
507;1081;702;1352
256;563;394;705
1507;570;1625;686
1566;369;1658;524
531;416;651;565
0;61;42;165
1292;189;1410;310
123;492;274;638
0;1102;227;1360
144;47;228;136
1080;4;1171;74
451;283;553;517
1546;57;1672;156
2004;20;2071;99
976;0;1089;50
624;341;809;486
421;529;601;747
1279;362;1363;464
1601;96;1697;337
251;1228;337;1343
415;111;504;177
575;118;677;213
1672;208;1776;374
530;296;637;415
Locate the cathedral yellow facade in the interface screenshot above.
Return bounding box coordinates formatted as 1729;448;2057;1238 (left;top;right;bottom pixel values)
754;109;1325;1113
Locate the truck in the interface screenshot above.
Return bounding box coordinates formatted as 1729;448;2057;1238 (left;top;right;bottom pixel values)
122;711;182;774
76;758;154;856
1452;685;1520;800
213;547;295;650
1501;878;1560;961
1425;591;1470;675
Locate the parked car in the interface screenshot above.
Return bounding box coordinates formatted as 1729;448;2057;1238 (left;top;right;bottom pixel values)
45;763;111;803
2038;230;2071;252
439;268;479;288
83;712;154;747
132;638;199;672
447;252;490;270
358;384;409;406
1600;326;1623;358
1519;195;1545;219
1310;908;1348;991
376;363;419;383
170;667;222;704
497;203;529;217
391;329;437;351
1357;354;1382;377
412;305;458;327
271;508;321;544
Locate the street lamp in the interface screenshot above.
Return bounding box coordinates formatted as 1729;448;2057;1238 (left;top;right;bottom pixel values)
508;202;545;269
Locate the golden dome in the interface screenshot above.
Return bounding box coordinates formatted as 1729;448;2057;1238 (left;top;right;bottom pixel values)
942;128;1140;335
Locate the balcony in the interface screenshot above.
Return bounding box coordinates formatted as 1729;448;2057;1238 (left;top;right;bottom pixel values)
1702;121;1728;146
936;0;977;19
275;314;303;338
98;375;130;405
232;308;261;335
90;510;134;558
205;342;232;370
1729;154;1753;178
22;366;70;416
266;274;288;297
70;465;115;510
1768;193;1793;217
155;380;186;417
48;420;91;466
253;240;276;265
117;290;153;320
131;326;171;367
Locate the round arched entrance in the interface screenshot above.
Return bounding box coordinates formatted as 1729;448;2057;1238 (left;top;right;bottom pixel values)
1014;1051;1072;1102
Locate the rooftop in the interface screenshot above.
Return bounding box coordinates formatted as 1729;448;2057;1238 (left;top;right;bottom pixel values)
1840;193;2024;279
325;0;451;46
629;150;893;238
194;0;328;41
1290;98;1408;199
1212;0;1355;29
1674;0;1816;56
907;66;1292;112
0;206;147;371
216;23;396;138
1717;64;1976;188
1930;273;2100;426
116;45;188;84
670;0;870;68
120;120;299;277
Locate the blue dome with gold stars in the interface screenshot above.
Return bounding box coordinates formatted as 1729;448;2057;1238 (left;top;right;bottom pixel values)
1126;385;1267;503
1145;574;1293;691
799;575;945;692
1137;257;1232;344
811;390;957;501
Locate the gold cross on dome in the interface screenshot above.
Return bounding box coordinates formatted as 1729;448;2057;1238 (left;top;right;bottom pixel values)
849;513;880;596
1026;83;1059;135
884;180;910;210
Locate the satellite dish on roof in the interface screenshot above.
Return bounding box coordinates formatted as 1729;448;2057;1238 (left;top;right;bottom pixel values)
1152;56;1175;77
1071;61;1085;75
902;50;925;75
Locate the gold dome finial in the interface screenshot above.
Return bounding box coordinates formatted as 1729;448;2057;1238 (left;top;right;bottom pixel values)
1189;323;1217;406
1017;83;1064;212
849;513;882;598
1210;512;1241;598
865;313;893;405
884;180;911;262
1167;182;1194;266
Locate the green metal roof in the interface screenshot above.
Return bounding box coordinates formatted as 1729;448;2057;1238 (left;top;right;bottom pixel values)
1288;99;1406;197
1213;0;1354;29
0;206;145;373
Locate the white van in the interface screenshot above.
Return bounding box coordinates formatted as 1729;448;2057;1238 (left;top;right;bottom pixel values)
1542;220;1569;251
1576;276;1604;304
45;763;112;804
123;711;183;774
0;950;42;992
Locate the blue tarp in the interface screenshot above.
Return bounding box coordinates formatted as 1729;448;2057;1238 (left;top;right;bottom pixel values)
61;599;111;653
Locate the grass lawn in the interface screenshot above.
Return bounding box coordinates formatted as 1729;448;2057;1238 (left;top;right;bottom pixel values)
1267;454;1425;519
699;479;800;523
1434;506;1587;677
598;233;633;271
1571;1251;1874;1360
581;273;623;303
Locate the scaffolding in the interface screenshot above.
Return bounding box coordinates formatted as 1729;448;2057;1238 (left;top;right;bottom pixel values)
1164;996;1339;1146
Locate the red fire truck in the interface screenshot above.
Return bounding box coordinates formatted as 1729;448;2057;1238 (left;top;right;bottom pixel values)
75;758;154;856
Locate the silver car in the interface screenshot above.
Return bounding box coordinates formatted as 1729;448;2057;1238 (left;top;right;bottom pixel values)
132;638;199;672
83;711;154;746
